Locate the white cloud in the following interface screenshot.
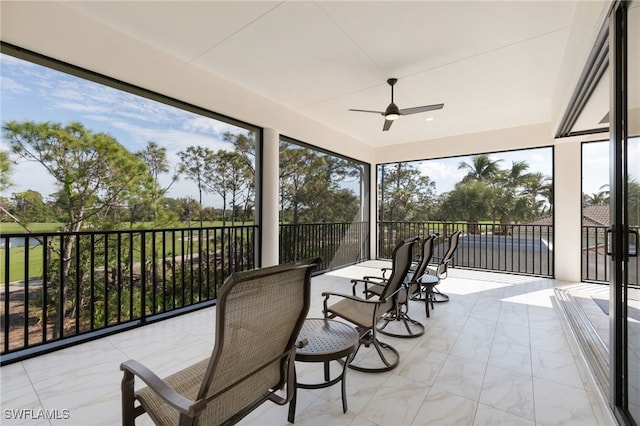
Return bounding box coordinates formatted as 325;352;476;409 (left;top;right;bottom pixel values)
1;76;30;94
416;160;465;194
1;159;58;198
184;116;237;135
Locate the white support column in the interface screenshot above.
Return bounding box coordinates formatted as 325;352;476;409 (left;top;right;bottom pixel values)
262;128;280;267
554;141;583;282
370;165;378;260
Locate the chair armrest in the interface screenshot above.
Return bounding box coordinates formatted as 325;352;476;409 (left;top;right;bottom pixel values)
322;291;383;304
380;267;392;279
432;255;455;265
351;277;385;296
120;359;206;417
360;276;386;282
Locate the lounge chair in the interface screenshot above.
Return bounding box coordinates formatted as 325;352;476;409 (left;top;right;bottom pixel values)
120;258;320;426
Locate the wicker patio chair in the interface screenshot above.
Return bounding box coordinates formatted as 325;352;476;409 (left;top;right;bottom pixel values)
120;258;320;426
322;238;416;372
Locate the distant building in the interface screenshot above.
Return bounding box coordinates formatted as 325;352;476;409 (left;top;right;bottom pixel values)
581;205;609;227
523;205;609;228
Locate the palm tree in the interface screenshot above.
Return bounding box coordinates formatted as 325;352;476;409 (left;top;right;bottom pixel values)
493;161;533;228
500;160;530;187
524;172;553;216
583;192;608;206
440;181;498;234
458;154;503;182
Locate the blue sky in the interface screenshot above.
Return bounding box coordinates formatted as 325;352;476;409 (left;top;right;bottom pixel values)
1;52;627;207
412;147;554;195
0;53;246;206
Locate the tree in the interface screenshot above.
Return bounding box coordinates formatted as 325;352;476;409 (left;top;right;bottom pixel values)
0;150;12;191
525;172;553;215
279;142;361;224
439;181;498;234
583;192;608;206
493;160;534;225
224;131;256;175
583;184;609;207
136;141;169;181
136;141;177;223
3;120;154;325
177;145;214;226
379;162;437;222
164;197;202;223
205;150;249;226
224;132;256;222
279;143;327;223
458;154;503;182
11;190;50;222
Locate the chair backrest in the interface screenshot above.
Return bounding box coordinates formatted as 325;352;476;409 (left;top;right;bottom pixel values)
436;230;463;278
379;238;417;302
411;235;436;282
196;258;320;424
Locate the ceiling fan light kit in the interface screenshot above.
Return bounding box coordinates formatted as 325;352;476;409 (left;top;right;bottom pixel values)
349;78;444;131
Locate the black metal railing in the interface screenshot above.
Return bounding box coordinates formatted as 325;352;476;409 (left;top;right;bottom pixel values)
582;225;639;286
378;221;554;277
1;225;256;364
582;225;608;283
279;221;369;271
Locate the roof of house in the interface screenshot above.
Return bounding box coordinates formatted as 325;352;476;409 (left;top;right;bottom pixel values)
582;205;609;226
523;204;609;227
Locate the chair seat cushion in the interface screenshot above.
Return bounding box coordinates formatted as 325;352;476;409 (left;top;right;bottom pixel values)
136;359;209;425
136;358;282;426
326;298;376;329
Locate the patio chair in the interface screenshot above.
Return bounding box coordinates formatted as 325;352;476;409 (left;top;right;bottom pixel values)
322;238;416;372
355;236;431;336
427;230;463;302
405;234;437;317
120;258;320;426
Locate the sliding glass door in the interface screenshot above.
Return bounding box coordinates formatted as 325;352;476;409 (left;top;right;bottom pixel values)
624;3;639;421
611;2;640;423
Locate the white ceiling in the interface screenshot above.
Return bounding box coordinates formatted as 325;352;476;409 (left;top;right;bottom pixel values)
57;1;578;146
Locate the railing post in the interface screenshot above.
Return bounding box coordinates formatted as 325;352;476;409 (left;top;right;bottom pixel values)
140;232;146;325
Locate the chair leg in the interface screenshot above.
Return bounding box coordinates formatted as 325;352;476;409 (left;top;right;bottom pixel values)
121;370;137;426
423;284;438;318
431;286;450;303
376;290;425;338
287;370;298;423
348;328;400;373
425;292;431;318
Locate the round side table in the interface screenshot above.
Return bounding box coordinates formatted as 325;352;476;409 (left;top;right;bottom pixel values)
287;318;359;423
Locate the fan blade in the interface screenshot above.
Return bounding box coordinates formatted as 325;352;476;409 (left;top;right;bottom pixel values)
398;103;444;115
383;119;393;131
349;108;385;115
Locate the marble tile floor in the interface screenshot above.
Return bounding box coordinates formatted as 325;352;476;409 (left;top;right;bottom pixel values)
0;262;617;426
561;282;610;350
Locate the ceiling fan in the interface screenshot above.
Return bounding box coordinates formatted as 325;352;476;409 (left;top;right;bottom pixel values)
349;78;444;131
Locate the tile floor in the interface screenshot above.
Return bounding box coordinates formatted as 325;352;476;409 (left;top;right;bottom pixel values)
0;261;617;425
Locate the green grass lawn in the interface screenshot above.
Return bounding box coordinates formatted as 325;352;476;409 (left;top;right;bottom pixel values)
0;245;45;284
0;222;63;233
0;221;256;283
0;224;57;283
0;221;254;234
